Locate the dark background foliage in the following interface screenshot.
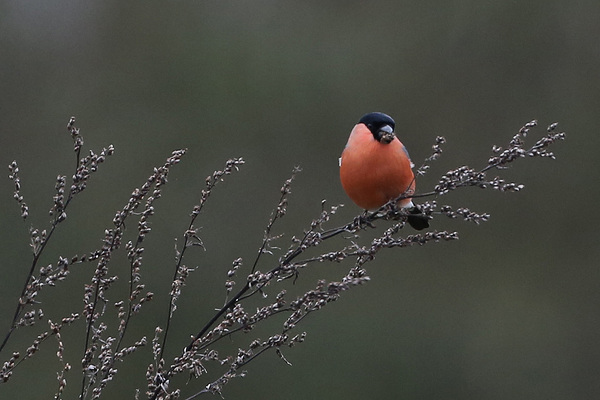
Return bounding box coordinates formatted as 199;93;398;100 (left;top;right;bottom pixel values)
0;1;598;399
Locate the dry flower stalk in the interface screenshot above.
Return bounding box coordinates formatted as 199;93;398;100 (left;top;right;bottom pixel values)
0;118;565;399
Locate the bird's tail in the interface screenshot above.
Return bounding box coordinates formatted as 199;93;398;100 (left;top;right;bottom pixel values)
406;205;430;230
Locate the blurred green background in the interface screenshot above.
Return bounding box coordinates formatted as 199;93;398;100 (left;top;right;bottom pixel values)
1;1;599;399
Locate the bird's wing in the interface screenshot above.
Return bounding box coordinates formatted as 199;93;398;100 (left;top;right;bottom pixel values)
401;144;415;169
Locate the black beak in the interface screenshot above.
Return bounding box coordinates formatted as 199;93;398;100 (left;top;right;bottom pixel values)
377;124;395;144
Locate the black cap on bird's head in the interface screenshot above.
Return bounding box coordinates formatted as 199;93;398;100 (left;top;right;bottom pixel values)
359;112;396;144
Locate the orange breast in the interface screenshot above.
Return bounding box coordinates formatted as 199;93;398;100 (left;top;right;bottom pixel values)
340;124;415;210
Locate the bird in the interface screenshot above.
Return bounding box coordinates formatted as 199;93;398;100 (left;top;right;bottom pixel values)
339;112;429;230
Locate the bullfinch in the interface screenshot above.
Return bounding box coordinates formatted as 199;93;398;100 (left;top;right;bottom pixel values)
339;112;429;230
